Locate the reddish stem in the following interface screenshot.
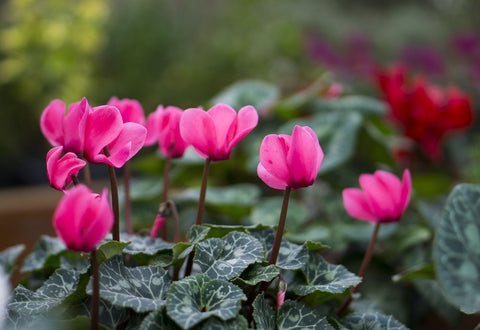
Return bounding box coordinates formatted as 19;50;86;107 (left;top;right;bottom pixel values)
269;186;291;265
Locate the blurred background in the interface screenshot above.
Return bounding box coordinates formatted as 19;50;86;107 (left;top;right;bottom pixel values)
0;1;479;328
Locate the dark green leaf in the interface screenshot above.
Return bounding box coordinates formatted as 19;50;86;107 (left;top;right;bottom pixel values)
120;233;173;255
0;244;25;275
87;256;171;313
210;80;280;111
139;307;181;329
9;269;79;314
250;228;308;270
97;240;130;264
392;264;435;282
194;314;249;330
21;236;66;272
253;293;275;330
294;252;361;299
194;232;264;280
236;263;279;286
166;274;246;329
434;184;480;314
73;297;129;329
313;96;386;116
277;300;333;329
341;312;408;330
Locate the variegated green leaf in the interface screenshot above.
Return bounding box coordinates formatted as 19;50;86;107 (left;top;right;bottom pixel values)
0;244;25;275
9;268;79;314
277;300;333;329
253;293;275;330
236;263;279;286
166;274;246;329
341;312;408;330
120;233;174;256
87;256;171;313
294;251;361;299
21;236;66;272
74;297;129;329
195;314;248;329
97;240;130;264
194;232;264;280
139;307;181;330
434;184;480;314
250;228;308;270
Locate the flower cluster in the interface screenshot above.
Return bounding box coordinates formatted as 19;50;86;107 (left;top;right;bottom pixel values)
377;65;473;160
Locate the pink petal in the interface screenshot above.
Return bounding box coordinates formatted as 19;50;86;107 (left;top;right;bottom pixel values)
63;98;89;154
144;107;162;146
46;146;63;185
150;214;167;240
287;126;323;189
47;147;86;190
108;97;145;125
257;163;287;190
81;189;114;251
40;100;65;147
359;173;397;221
342;188;378;223
180;108;217;159
207;104;237;153
259;134;291;186
158;107;189;158
227;105;259;151
83;105;123;163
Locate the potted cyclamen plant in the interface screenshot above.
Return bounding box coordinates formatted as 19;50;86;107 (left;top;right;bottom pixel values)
4;91;476;330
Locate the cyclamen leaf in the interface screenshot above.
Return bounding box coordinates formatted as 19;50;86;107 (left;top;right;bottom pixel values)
277;300;333;330
87;256;171;313
0;244;25;275
9;268;79;314
236;263;279;286
139;308;181;330
194;231;264;280
166;274;246;329
253;293;275;330
250;228;308;270
195;315;249;330
97;240;130;264
434;184;480;314
119;233;174;255
294;251;361;298
74;297;129;329
341;312;408;330
21;236;66;272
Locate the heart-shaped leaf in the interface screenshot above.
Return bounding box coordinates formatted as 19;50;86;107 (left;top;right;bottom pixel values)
0;244;25;276
253;293;275;330
434;184;480;314
87;256;171;313
119;233;173;256
21;236;66;272
166;274;246;329
236;263;279;286
194;231;264;280
277;300;333;329
341;312;408;330
294;251;361;299
9;268;79;314
250;228;308;270
72;297;129;329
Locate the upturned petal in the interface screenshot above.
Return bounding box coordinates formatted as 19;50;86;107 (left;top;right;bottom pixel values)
343;188;378;223
46;146;86;190
83;105;123;163
359;173;397;221
63;98;90;154
40;100;65;147
144;106;162;146
180;107;217;159
108;97;146;125
257;163;288;190
259;134;291;185
207;104;237;153
227;105;259;151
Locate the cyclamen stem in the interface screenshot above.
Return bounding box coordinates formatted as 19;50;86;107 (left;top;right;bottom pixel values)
161;157;171;240
269;186;291;265
184;158;211;277
70;174;80;186
104;147;120;241
337;221;381;317
167;200;181;243
124;161;133;235
84;162;92;188
90;249;99;330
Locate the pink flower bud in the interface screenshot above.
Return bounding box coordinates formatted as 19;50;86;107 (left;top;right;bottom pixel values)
343;169;411;223
150;214;167;240
180;103;258;161
145;106;190;158
53;185;114;252
257;125;323;190
46;146;86;190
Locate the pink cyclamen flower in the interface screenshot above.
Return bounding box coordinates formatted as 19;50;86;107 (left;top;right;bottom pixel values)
150;214;167;240
257;125;324;190
41;98;147;168
53;185;114;252
180;103;258;161
107;97;146;125
145;105;190;158
46;146;86;190
343;169;411;223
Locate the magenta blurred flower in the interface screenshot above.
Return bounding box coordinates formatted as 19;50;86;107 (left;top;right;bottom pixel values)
150;214;167;240
257;125;323;190
53;185;114;252
145;105;190;158
107;97;146;125
180;103;258;161
343;169;411;224
41;98;147;168
46;146;86;190
399;45;445;76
